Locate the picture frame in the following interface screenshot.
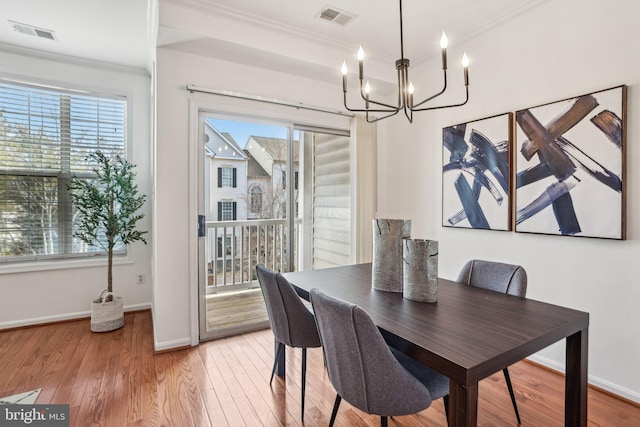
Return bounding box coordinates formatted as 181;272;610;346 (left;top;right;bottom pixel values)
514;85;626;239
442;112;513;231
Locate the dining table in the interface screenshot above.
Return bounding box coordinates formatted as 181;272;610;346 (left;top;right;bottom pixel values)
282;263;589;427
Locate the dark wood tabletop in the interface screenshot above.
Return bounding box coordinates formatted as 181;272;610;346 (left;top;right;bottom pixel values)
284;263;589;427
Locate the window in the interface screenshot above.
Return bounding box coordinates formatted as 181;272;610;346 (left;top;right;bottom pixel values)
217;201;237;221
0;81;127;262
217;236;232;257
217;166;237;188
250;186;262;213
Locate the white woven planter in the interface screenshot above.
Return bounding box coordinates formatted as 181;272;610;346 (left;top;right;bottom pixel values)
91;290;124;332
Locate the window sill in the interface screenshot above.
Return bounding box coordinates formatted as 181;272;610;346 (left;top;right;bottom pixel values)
0;256;134;275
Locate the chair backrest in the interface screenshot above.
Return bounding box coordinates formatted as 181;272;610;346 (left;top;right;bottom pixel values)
256;265;320;348
456;259;527;297
310;288;433;416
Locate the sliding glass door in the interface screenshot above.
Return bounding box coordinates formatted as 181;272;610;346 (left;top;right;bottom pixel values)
197;112;351;340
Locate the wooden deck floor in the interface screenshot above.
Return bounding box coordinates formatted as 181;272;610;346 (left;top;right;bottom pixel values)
206;288;270;337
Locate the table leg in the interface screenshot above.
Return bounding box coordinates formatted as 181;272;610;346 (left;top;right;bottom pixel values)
448;380;478;427
565;327;588;426
275;339;286;378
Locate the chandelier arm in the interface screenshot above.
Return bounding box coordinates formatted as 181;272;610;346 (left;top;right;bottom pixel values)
358;83;400;110
411;85;469;112
411;70;448;109
366;109;401;123
344;92;399;113
402;106;413;123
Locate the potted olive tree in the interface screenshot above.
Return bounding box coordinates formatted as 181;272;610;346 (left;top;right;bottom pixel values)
69;151;147;332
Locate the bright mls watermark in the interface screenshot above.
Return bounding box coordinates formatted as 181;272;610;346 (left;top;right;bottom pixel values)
1;405;69;426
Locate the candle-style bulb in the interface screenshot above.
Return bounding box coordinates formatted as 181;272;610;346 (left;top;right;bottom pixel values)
408;82;414;94
462;52;469;86
440;31;448;49
440;31;448;70
461;52;469;67
364;80;371;94
341;61;348;92
358;46;364;80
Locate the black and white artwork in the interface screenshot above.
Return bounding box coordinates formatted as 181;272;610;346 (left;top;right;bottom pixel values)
442;113;512;231
515;85;626;239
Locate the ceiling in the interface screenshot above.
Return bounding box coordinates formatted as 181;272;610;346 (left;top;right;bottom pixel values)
0;0;548;80
0;0;155;70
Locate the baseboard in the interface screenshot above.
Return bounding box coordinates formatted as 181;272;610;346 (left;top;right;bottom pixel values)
527;354;640;405
154;337;192;352
0;302;152;331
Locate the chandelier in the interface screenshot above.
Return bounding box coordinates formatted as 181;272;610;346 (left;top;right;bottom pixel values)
341;0;470;123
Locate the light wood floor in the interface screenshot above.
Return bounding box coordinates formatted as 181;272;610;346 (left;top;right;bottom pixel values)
1;311;638;426
206;288;269;332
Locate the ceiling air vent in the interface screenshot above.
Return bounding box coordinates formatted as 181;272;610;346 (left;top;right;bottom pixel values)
317;6;356;26
9;21;56;41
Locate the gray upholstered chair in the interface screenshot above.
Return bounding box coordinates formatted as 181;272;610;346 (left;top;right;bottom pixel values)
256;264;321;421
310;288;449;427
456;259;528;424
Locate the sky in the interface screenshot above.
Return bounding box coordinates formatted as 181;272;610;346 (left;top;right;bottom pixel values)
205;118;290;148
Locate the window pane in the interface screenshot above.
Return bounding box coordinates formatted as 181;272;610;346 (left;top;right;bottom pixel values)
221;167;233;187
0;81;127;262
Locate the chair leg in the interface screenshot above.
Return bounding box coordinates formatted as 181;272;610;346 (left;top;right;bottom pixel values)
301;348;307;421
380;416;388;427
443;395;450;426
503;367;521;424
329;394;342;427
270;342;285;386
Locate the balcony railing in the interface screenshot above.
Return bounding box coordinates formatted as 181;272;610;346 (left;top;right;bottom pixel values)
205;218;301;293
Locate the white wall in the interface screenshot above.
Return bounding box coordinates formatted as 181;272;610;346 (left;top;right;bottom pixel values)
0;48;153;328
377;0;640;402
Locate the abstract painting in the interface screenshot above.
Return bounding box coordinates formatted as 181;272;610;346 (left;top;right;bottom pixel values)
442;113;512;231
515;85;626;239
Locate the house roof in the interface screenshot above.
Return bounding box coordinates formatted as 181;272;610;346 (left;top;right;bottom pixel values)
204;121;248;159
248;136;299;161
244;149;269;177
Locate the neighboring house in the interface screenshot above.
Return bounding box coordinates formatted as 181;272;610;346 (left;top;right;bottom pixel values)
244;149;270;220
203;123;248;222
244;135;299;219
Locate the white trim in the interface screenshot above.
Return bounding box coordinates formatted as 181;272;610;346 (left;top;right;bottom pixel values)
0;256;133;275
154;337;193;352
0;302;151;330
188;99;200;347
528;354;640;404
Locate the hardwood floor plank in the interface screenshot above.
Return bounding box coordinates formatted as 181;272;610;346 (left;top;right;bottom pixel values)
2;311;640;426
154;350;195;426
199;340;247;426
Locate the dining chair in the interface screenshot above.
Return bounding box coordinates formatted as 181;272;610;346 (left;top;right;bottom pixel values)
310;288;449;427
456;259;528;424
255;264;321;421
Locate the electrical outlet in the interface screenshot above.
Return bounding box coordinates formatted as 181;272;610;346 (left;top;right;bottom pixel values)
137;274;145;284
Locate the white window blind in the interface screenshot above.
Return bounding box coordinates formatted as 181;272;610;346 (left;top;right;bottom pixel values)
0;81;127;262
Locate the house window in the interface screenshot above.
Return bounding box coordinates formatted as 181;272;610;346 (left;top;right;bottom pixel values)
217;236;232;257
0;81;127;262
281;170;298;190
250;186;262;213
217;201;237;221
217;166;237;188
